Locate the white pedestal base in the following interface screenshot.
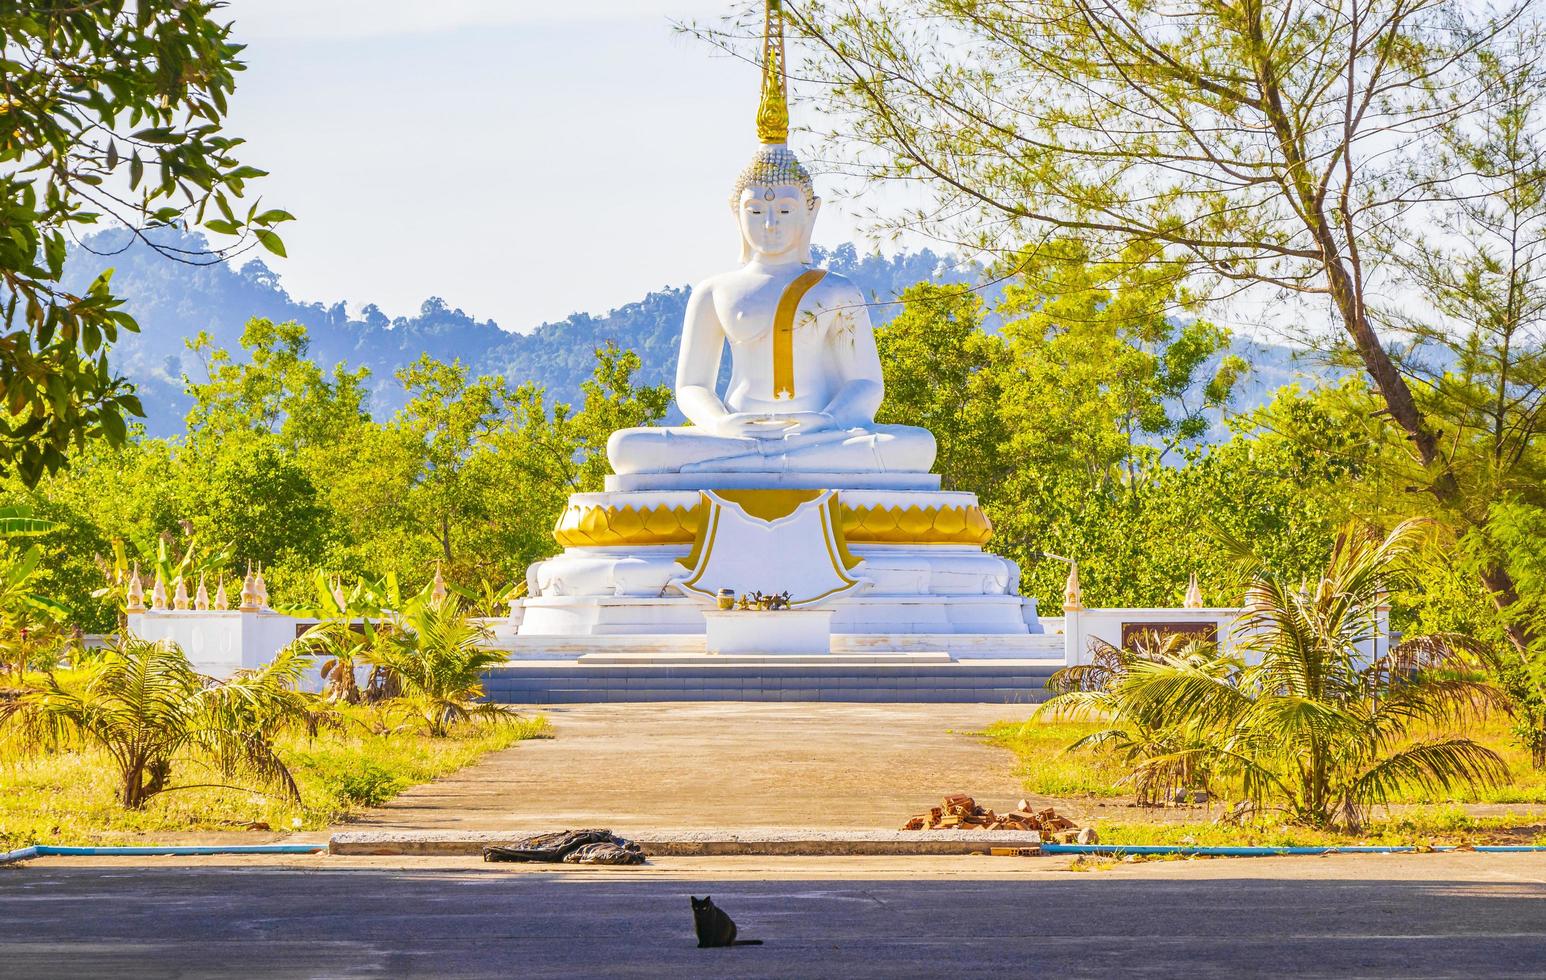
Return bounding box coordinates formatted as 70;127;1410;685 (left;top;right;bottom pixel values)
704;608;833;655
516;485;1052;666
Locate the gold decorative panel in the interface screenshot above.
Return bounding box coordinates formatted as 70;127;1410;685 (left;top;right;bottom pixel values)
838;503;993;546
553;502;702;547
554;496;993;548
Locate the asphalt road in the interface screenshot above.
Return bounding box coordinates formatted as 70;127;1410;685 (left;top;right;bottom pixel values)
4;856;1546;978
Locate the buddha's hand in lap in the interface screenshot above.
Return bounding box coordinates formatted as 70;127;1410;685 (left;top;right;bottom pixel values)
778;411;838;433
715;411;837;439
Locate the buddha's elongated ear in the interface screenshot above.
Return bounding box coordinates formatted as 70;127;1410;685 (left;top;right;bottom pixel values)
800;197;822;264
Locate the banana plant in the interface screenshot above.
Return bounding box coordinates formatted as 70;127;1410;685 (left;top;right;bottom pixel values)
0;506;69;678
0;505;62;538
468;577;525;619
283;571;402;704
0;544;71;679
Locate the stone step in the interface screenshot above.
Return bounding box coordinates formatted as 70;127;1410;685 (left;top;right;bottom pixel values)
495;632;1069;659
483;661;1060;703
573;652;955;666
491;690;1054;704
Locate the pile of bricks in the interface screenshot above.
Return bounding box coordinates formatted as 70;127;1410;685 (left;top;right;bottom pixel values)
900;795;1082;840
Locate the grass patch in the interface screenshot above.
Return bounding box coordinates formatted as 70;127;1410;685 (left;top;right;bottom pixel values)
1090;807;1545;848
0;706;550;849
981;719;1130;799
983;714;1546;806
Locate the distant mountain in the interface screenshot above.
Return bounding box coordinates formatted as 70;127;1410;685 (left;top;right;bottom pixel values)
63;231;983;432
62;229;1316;435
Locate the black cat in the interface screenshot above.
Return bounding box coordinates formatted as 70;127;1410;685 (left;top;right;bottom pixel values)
690;896;763;948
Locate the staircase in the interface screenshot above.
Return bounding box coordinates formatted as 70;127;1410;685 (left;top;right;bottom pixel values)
483;658;1063;704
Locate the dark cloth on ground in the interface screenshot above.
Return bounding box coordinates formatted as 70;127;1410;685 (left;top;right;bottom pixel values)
483;829;646;865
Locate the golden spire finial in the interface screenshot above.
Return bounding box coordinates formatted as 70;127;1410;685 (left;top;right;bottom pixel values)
1183;571;1204;609
1062;562;1084;613
756;0;790;144
240;562;261;612
126;562;146;613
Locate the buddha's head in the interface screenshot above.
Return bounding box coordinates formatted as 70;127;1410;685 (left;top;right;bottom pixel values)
730;145;820;264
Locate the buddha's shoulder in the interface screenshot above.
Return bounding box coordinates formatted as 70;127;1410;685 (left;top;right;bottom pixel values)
689;266;861;299
692;269;735;290
810;268;862;303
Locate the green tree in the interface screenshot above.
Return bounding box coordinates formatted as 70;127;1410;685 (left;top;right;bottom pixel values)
874;283;1009;492
393;356;507;570
178;320;368;604
775;0;1535;631
0;2;290;482
920;242;1249;602
997;241;1244;490
184;319;370;449
1380;25;1546;654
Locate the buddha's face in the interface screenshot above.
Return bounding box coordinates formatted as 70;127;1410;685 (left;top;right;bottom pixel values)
737;184;815;260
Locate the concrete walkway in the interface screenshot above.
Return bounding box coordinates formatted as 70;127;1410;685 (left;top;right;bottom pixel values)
336;702;1039;834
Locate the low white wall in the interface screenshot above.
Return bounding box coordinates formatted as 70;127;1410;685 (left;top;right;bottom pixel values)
128;609;318;689
1063;607;1243;666
123;602;1392;677
1061;605;1390;666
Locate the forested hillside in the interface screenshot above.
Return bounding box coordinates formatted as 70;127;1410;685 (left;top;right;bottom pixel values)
63;231;991;430
63;229;1308;434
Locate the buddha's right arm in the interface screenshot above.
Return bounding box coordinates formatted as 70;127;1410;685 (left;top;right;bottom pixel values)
676;286;730;430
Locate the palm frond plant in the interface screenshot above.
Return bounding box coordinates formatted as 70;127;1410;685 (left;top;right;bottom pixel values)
0;636;311;809
1040;520;1509;830
363;589;512;737
1040;635;1224;806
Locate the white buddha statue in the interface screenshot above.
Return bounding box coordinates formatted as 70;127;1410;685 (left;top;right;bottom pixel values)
606;7;935;479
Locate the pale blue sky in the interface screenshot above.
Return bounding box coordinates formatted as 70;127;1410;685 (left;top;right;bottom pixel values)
221;1;883;330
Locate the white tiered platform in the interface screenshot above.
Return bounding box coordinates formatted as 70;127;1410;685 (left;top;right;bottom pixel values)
501;484;1060;700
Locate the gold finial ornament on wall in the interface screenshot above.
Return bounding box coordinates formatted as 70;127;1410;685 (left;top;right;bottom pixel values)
173;576;190;611
240;563;261;612
126;563;146;613
151;570;169;611
755;0;790;144
1183;571;1203;609
1063;563;1084;613
195;574;210;612
214;576;229;611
